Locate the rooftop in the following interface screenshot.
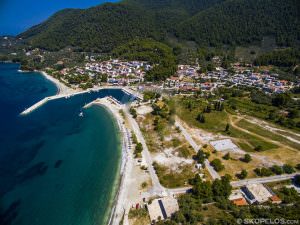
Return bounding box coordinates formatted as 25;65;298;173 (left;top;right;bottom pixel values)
147;196;179;222
244;184;273;203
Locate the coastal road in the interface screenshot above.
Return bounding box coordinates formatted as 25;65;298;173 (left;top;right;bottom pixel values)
168;186;192;195
165;173;299;196
124;106;165;195
175;119;221;180
231;173;299;187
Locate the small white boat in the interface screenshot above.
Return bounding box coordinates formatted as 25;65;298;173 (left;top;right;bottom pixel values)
79;112;84;117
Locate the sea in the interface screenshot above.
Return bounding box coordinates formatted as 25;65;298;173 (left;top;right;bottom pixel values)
0;62;133;225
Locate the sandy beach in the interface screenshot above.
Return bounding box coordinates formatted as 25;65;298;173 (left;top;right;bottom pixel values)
84;97;133;225
40;71;75;95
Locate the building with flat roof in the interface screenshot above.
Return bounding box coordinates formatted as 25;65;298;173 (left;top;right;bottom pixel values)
147;196;179;223
242;184;273;204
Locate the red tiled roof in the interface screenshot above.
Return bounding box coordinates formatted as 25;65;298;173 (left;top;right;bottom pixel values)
232;198;248;206
270;195;281;203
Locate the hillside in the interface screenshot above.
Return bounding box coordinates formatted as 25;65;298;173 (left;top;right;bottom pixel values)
176;0;300;47
20;3;159;52
19;0;300;52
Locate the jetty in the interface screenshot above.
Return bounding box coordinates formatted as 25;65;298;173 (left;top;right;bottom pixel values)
20;94;66;115
20;89;94;115
20;86;141;116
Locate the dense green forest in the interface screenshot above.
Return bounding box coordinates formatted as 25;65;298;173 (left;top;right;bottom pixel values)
176;0;300;47
113;39;177;81
254;48;300;68
18;0;300;52
20;3;160;52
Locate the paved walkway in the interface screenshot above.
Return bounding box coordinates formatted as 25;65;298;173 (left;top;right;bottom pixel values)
124;106;165;195
175;119;221;180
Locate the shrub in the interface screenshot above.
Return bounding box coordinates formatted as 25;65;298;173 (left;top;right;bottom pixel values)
237;170;248;179
282;164;295;174
195;149;210;164
130;107;137;118
242;154;252;163
134;143;143;157
254;145;263;152
270;165;283;175
196;113;205;123
254;167;273;177
223;153;230;160
210;159;225;172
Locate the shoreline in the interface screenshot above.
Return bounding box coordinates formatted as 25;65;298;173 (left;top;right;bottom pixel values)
84;98;132;225
39;71;75;95
3;61;135;224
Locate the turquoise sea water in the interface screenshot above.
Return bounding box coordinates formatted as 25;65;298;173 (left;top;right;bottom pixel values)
0;63;132;225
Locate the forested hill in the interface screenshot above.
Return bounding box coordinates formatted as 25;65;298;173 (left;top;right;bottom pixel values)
19;3;159;52
176;0;300;47
19;0;300;52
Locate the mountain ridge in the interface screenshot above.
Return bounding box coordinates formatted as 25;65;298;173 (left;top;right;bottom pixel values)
19;0;300;52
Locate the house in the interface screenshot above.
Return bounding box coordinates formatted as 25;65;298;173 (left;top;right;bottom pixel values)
233;198;248;206
269;195;282;204
229;189;248;206
147;196;179;223
241;184;275;204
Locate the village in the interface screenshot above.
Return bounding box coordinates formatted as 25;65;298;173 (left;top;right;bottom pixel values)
84;59;152;84
165;63;296;94
53;56;297;94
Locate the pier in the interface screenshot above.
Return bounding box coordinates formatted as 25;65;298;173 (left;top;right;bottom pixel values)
20;86;141;116
20;94;66;115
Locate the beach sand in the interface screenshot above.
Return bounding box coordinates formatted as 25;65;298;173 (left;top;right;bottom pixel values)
40;71;75;95
84;97;152;225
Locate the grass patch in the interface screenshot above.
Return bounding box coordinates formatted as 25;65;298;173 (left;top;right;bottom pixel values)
153;162;195;188
236;140;255;152
236;119;300;150
229;127;278;152
176;144;195;158
172;138;181;148
173;96;229;133
128;208;150;225
209;152;259;180
171;96;278;152
277;130;300;143
226;97;276;119
200;204;229;222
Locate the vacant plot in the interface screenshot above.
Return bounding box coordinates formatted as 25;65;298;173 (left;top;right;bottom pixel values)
173;96;230;133
236;119;300;150
229;127;279;152
172;96;278;152
227;97;276;119
128;208;150;225
201;204;230;222
153;162;196;188
209;151;261;180
255;148;300;166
